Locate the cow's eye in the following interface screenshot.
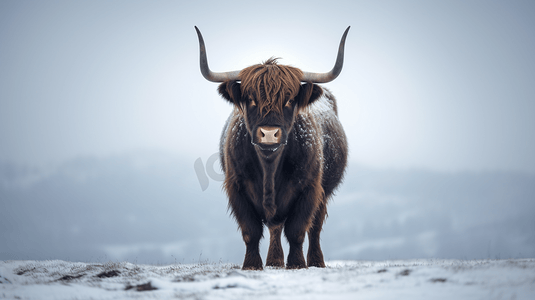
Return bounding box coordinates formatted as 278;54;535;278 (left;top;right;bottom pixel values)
249;97;256;107
285;99;294;107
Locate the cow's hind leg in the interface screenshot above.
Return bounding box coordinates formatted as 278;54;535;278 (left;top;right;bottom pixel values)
266;223;284;268
307;199;327;268
284;221;307;269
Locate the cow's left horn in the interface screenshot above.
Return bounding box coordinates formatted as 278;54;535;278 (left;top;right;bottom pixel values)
301;26;350;83
195;26;241;82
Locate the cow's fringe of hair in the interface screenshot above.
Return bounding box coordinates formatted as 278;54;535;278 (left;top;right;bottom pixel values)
239;57;303;116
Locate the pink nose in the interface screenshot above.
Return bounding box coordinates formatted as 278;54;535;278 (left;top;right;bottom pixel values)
256;126;281;144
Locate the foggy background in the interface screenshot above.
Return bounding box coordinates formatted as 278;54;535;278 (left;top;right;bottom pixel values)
1;0;534;264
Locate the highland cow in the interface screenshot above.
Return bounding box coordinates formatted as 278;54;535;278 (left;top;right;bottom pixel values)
195;26;349;270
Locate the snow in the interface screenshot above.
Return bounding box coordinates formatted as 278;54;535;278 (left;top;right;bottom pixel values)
1;259;534;299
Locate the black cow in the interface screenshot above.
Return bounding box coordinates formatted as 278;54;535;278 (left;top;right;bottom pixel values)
195;26;349;270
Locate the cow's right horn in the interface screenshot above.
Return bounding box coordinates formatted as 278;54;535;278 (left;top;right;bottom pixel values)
195;26;241;82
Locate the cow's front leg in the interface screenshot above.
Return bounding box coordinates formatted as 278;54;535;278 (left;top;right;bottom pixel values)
307;199;327;268
228;188;264;270
241;220;263;270
266;223;284;268
284;186;322;269
238;209;264;270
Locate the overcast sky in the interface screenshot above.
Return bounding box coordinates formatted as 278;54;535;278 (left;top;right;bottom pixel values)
1;0;534;173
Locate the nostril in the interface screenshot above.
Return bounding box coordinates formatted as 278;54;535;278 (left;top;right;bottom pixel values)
274;130;279;137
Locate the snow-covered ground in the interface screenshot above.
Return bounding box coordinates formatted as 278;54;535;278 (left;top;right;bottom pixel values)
1;259;534;299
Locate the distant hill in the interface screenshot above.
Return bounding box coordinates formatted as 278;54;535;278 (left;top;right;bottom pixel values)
1;152;534;264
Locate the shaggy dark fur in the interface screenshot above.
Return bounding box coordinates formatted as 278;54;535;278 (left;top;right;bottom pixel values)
217;58;347;270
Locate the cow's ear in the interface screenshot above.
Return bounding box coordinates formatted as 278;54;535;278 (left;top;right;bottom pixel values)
218;81;242;105
296;83;323;109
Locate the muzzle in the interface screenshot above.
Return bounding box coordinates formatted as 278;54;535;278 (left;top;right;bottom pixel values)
252;126;286;151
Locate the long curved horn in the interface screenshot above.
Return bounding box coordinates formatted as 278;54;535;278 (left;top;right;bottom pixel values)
301;26;350;83
195;26;241;82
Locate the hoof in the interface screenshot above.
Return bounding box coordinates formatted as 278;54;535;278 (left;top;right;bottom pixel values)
242;257;263;270
286;263;307;270
307;261;326;268
242;265;263;271
286;252;307;269
266;259;285;268
242;252;263;270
